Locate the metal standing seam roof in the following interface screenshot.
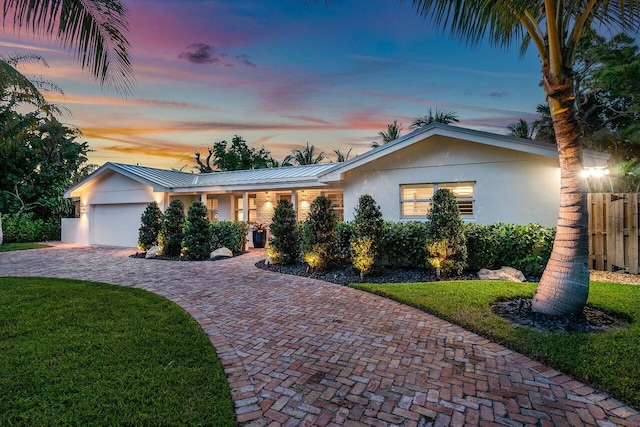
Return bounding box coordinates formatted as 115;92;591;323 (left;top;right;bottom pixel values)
110;162;338;189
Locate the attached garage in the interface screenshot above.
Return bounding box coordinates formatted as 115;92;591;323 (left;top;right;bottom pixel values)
90;203;148;247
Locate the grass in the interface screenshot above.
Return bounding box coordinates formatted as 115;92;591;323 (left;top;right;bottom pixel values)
0;242;50;252
353;280;640;409
0;277;236;426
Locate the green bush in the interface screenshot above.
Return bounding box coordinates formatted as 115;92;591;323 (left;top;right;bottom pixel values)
1;213;60;243
465;223;555;276
302;244;332;271
380;221;429;268
182;201;212;260
334;221;354;263
300;196;336;270
268;199;299;264
159;200;185;257
426;189;467;276
351;195;383;274
211;221;249;254
137;202;163;250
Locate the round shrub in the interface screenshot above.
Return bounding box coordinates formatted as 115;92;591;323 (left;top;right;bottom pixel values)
137;202;163;250
268;199;299;264
426;189;467;276
182;201;212;260
159;200;185;258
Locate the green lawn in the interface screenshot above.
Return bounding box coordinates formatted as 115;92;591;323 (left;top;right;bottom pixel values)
0;277;236;426
353;280;640;409
0;242;50;252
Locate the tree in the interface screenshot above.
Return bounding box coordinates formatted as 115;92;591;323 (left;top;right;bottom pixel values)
425;189;467;277
508;119;535;139
351;195;384;276
195;135;277;172
289;142;326;165
300;195;336;270
268;199;299;264
411;0;640;316
372;120;402;148
333;148;352;162
410;109;459;129
2;0;133;94
182;201;212;260
138;202;163;251
159;200;185;258
0;115;89;219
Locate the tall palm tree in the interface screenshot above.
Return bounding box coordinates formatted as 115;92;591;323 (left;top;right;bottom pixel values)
412;1;640;316
290;142;325;165
372;120;402;148
508;119;534;139
2;0;133;95
411;108;459;129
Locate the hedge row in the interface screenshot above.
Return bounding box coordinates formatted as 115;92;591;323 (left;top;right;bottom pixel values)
332;221;555;276
1;213;60;243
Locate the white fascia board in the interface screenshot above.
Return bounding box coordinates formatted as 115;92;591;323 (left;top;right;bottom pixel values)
171;181;328;193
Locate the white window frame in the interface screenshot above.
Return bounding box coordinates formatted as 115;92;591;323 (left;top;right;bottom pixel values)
400;182;476;219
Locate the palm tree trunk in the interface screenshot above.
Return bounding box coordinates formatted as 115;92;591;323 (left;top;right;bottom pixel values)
532;103;590;316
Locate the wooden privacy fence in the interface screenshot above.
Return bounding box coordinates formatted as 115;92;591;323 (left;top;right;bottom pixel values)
588;193;640;273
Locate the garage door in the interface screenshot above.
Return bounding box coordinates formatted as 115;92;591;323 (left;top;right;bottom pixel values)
91;203;148;247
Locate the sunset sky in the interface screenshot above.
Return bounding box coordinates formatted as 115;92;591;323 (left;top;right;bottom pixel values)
1;0;545;170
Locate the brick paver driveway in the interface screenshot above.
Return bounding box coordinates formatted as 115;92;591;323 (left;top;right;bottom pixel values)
1;244;638;426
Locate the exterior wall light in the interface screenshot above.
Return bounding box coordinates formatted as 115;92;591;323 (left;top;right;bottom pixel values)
581;167;610;179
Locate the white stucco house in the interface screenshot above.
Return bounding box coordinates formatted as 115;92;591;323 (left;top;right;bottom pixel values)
63;124;609;248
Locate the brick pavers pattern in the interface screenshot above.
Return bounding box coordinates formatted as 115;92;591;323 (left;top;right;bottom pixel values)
1;244;638;426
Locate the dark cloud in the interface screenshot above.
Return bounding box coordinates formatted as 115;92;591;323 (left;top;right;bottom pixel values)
179;43;257;67
488;91;509;98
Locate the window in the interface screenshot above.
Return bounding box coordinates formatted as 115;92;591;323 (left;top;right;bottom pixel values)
235;194;257;222
324;192;344;221
400;182;475;218
206;194;218;221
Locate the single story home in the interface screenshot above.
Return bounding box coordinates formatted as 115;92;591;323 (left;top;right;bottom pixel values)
63;124;609;248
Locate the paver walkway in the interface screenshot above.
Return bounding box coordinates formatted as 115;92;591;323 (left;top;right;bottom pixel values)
1;244;638;426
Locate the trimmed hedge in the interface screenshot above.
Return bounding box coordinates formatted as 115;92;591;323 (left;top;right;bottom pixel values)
465;223;555;276
211;221;249;254
1;213;60;243
329;221;554;276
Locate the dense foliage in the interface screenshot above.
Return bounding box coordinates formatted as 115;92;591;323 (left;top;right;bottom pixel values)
465;223;556;276
0;213;59;242
210;221;249;254
195;135;277;172
380;221;429;268
182;201;212;260
268;200;299;264
137;202;163;250
159;200;185;257
300;196;336;270
426;189;467;276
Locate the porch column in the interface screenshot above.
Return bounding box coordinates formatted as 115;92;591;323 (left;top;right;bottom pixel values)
200;193;206;204
243;192;249;223
291;189;298;221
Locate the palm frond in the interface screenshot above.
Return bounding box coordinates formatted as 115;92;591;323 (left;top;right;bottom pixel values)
3;0;133;96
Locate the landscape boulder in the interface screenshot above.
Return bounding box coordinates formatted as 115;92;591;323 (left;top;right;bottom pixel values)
145;245;161;259
478;266;526;282
211;247;233;259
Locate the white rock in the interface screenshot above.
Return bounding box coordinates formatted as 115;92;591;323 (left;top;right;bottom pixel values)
211;247;233;258
478;266;526;282
145;245;160;259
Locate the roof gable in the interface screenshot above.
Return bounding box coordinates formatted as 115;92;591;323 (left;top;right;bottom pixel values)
319;124;609;182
